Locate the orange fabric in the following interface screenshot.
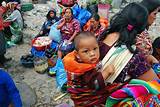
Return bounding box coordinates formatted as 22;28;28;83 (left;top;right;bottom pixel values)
83;18;109;31
63;51;96;74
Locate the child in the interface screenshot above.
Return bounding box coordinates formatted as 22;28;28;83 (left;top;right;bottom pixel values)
37;9;59;37
63;31;114;106
0;69;22;107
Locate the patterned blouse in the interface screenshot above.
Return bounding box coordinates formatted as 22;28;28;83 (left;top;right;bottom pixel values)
60;18;80;41
136;30;153;55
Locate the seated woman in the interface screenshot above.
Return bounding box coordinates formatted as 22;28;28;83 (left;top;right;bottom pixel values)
98;2;158;93
57;8;80;53
57;8;80;52
83;13;108;37
37;9;59;37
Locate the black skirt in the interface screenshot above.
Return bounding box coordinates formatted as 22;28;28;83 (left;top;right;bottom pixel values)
0;31;6;55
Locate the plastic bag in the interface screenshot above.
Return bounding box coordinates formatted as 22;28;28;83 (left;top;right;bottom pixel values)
98;4;110;19
72;4;81;18
77;8;91;27
49;21;62;43
49;58;67;89
59;40;74;53
10;22;23;43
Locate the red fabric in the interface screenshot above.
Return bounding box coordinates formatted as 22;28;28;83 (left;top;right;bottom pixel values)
57;0;76;7
0;6;7;30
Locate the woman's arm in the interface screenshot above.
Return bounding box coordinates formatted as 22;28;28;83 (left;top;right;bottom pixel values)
138;68;159;81
57;19;65;30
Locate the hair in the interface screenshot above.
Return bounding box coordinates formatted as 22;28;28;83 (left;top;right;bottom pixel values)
46;9;56;20
65;7;73;16
74;31;97;51
152;37;160;56
140;0;160;14
98;3;148;53
92;13;100;21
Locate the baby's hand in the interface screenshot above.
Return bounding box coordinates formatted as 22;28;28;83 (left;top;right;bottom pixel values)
102;64;115;80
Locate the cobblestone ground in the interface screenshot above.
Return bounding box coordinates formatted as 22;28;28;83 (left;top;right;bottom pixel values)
3;2;160;107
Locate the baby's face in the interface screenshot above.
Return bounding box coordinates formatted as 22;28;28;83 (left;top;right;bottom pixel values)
77;37;100;64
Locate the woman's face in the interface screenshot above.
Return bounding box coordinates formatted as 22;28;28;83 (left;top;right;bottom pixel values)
50;11;55;18
148;8;159;26
90;18;99;29
65;9;72;20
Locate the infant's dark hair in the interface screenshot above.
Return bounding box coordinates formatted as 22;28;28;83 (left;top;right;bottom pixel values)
74;31;97;51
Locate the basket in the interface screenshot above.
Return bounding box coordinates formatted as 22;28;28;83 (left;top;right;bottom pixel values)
20;54;34;68
32;37;52;51
34;57;48;74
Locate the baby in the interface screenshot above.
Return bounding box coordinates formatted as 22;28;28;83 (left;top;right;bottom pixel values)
63;31;114;106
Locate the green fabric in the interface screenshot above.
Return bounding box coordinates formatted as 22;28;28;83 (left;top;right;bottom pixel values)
10;22;22;43
129;79;159;94
21;3;34;12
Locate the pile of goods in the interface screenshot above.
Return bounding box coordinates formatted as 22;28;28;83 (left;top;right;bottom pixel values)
32;37;52;51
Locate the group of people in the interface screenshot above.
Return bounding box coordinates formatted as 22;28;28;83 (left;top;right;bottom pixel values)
1;0;160;106
0;1;23;107
0;1;23;67
31;0;160;106
62;0;160;106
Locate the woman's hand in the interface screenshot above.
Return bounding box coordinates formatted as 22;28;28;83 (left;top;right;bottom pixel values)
57;18;66;29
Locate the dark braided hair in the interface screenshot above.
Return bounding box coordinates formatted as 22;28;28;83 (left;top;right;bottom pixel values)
98;3;148;53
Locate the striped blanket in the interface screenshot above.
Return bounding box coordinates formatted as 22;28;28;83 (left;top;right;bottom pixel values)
106;79;160;107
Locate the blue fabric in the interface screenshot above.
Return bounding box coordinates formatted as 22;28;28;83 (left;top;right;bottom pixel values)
50;58;67;89
31;41;58;58
72;5;91;27
31;47;46;58
0;69;22;107
41;18;59;31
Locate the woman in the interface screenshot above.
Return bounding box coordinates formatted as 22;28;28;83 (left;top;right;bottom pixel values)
38;9;59;37
98;2;158;85
136;0;160;55
83;13;108;37
0;3;11;66
5;2;23;43
57;7;80;42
